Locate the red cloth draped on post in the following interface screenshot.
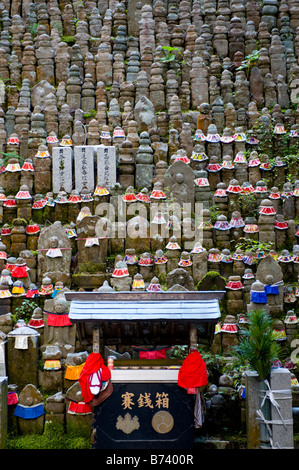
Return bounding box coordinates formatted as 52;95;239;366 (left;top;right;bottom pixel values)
78;353;111;404
178;351;208;389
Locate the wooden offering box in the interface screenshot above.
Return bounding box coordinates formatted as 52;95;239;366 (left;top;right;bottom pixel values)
65;290;224;449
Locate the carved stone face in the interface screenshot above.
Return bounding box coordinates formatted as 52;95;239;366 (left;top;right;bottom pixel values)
49;236;58;248
54;298;68;314
175;173;184;184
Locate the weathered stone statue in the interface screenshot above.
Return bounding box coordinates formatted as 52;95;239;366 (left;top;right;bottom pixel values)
37;222;72;286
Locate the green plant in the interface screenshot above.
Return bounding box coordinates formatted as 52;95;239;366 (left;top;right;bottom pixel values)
236;50;260;76
233;309;280;380
13;299;38;325
83;110;97;120
61;36;76;45
170;344;188;359
160;46;181;63
0;150;24;165
222;360;250;389
28;22;39;38
209;205;220;224
235;237;274;254
237;192;257;218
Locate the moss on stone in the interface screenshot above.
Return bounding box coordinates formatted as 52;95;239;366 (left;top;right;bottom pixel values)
196;271;227;291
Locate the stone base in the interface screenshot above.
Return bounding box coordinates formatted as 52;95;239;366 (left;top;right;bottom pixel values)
17;415;45;435
135;164;154;189
38;370;63;393
72;273;109;289
66;412;92;439
45;413;65;428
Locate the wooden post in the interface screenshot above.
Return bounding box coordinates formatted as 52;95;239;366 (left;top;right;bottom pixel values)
0;377;7;449
93;323;100;353
244;370;260;449
189;322;198;349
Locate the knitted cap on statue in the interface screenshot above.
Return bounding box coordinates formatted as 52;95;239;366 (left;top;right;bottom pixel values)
177;351;208;389
78;353;111;404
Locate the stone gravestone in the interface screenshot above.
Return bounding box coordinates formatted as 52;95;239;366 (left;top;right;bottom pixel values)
37;221;72;286
6;327;40;390
166;268;195;291
164;160;195;211
76;214;108;272
127;0;152;37
74;145;95;193
42;296;76;359
95;145;117;190
52;146;73;194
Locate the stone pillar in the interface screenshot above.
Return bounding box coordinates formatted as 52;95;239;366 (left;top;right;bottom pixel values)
35;34;55;85
194;169;212;209
149;62;165;112
200;209;214;250
33;146;52;195
226;276;244;316
38;345;63;394
207;248;221;273
135;131;154;189
10;221;27;257
4;158;21;195
214;214;231;250
220;249;233;280
118;140;135;189
27;106;47;159
258;199;276;245
221;156;235;187
66;65;82;110
191;247;208;286
268;368;293;449
214;182;228;217
248;152;261;187
45;392;65;428
221;314;239;353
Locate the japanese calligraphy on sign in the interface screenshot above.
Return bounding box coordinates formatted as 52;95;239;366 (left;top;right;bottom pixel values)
121;391;170;410
74;145;95;192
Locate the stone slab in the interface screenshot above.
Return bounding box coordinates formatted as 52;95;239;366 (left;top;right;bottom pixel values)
52;146;73;193
74;145;95;193
95;145;117;190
